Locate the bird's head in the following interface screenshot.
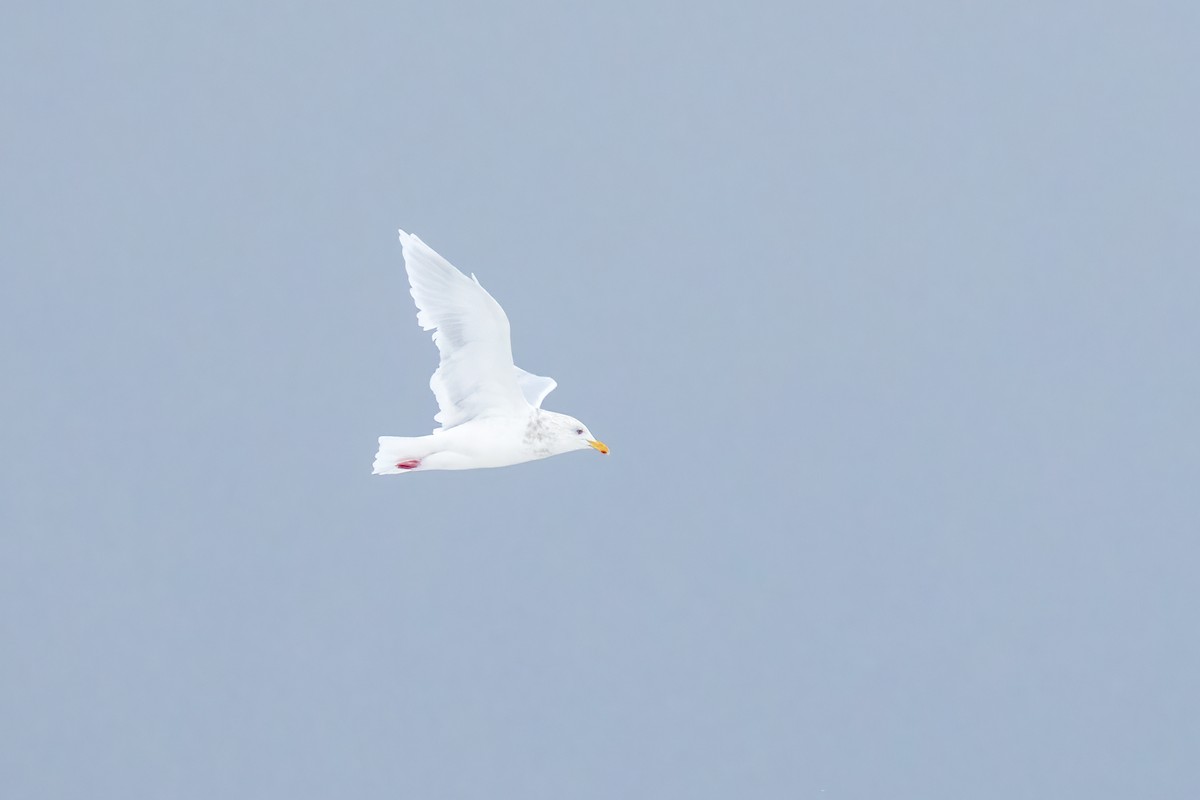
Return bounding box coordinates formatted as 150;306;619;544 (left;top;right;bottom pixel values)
540;411;609;456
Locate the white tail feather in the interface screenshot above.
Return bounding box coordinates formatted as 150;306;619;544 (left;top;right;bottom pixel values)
372;435;435;475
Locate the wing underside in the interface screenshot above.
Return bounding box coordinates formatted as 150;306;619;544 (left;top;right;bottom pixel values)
400;231;530;429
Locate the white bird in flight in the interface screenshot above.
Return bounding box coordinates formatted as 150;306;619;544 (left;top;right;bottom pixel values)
372;230;609;474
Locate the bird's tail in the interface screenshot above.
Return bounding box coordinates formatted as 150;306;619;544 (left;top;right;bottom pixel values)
372;435;437;475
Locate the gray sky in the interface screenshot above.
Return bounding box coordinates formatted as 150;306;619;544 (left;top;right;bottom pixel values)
3;2;1198;798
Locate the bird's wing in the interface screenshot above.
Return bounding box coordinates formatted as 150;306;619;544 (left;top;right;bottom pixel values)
514;367;557;408
400;230;529;430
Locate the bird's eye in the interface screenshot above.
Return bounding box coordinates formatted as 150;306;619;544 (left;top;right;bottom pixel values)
575;428;584;435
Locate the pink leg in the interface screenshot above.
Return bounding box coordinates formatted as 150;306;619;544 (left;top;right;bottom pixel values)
395;459;421;470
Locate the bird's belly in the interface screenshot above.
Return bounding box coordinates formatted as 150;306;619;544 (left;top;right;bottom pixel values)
423;418;542;470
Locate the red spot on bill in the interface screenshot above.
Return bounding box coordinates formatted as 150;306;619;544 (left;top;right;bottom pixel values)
395;459;421;470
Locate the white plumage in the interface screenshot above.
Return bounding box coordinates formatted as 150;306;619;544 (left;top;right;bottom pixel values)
372;231;608;474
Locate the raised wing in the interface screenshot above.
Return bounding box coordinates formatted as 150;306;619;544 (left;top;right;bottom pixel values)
400;230;529;429
514;366;557;408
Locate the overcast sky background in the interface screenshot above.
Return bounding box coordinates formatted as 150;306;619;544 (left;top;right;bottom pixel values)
3;2;1198;798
